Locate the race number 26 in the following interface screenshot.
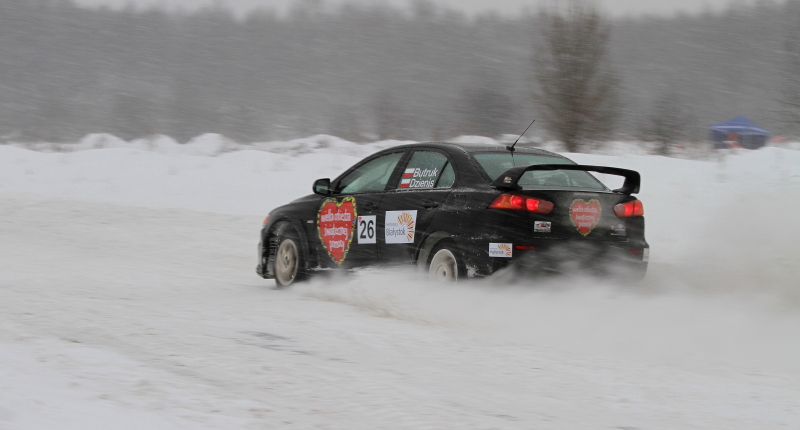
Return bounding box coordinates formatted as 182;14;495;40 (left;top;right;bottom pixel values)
357;215;376;244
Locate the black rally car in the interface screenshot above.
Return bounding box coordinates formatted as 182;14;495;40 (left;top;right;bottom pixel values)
257;142;648;286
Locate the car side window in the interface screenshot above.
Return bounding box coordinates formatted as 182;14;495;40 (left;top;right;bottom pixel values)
437;163;455;188
397;151;451;190
338;152;403;194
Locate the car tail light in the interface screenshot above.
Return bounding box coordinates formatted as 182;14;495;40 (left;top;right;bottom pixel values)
614;200;644;217
489;193;554;214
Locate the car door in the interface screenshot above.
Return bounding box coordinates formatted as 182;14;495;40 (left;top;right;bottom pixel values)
377;149;456;264
316;151;404;269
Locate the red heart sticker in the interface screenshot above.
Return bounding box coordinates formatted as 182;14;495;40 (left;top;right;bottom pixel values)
317;197;357;265
569;199;602;237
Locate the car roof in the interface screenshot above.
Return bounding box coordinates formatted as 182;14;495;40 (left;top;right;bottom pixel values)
388;142;570;160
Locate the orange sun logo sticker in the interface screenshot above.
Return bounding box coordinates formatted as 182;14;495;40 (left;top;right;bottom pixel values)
397;211;416;242
489;243;513;258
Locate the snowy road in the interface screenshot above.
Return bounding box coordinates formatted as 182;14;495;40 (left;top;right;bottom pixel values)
1;196;799;429
2;139;800;429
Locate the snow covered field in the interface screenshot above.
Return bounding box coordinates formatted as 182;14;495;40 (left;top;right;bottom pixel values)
1;135;800;429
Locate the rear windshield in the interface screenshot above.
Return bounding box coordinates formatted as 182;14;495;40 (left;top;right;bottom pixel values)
472;153;607;190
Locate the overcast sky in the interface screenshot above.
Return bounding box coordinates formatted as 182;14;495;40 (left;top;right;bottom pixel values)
71;0;773;18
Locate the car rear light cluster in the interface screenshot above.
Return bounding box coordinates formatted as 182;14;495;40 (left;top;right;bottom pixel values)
489;193;554;214
614;200;644;217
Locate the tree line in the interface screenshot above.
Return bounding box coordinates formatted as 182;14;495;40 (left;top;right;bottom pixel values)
0;0;799;150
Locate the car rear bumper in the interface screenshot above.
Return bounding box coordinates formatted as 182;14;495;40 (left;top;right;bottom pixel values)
518;241;647;275
468;237;649;278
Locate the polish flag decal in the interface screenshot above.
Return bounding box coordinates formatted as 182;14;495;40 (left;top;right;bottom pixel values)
402;168;414;178
400;178;411;188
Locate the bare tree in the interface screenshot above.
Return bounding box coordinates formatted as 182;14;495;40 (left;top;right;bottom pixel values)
110;93;159;141
641;92;696;156
373;89;411;141
781;3;800;137
1;0;798;143
532;0;621;152
458;78;518;138
329;106;362;143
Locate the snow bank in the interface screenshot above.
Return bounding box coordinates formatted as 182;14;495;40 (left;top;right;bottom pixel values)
2;133;411;158
12;131;795;158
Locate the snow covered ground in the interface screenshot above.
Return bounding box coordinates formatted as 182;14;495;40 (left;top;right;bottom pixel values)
1;135;800;429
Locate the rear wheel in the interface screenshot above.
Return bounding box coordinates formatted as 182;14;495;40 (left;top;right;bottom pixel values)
428;241;464;283
273;227;306;287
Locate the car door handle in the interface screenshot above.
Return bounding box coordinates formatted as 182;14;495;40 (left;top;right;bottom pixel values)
422;199;439;209
363;202;379;211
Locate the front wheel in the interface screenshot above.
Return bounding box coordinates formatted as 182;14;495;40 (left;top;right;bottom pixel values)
273;228;306;287
427;241;465;283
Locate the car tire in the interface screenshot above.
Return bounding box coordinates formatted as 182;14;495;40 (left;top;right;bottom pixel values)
273;227;306;287
427;240;465;283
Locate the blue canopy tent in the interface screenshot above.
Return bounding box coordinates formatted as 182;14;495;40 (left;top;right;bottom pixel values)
709;116;770;149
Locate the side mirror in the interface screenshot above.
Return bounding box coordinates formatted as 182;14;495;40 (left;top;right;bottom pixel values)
313;178;331;195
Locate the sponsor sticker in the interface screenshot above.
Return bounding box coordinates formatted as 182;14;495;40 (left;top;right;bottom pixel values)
569;199;602;237
357;215;377;244
399;167;439;189
385;210;417;243
610;223;627;236
534;221;551;233
317;197;357;265
489;243;513;258
503;176;513;184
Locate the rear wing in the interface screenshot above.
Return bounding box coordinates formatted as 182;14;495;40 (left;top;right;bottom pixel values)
490;164;641;195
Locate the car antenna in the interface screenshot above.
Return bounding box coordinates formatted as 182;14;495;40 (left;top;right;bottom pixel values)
506;118;535;152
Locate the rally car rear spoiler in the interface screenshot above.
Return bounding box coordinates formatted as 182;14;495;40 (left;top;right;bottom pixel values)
490;164;641;194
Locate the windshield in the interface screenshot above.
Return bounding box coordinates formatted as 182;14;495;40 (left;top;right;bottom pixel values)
472;153;607;190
